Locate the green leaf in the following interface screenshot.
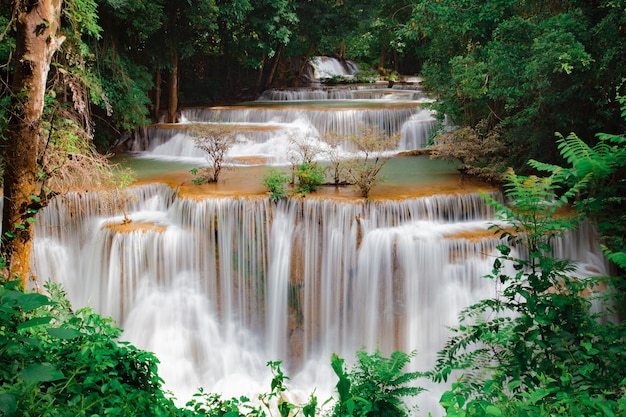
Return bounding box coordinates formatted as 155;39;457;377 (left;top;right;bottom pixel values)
47;327;85;340
596;401;617;417
18;316;53;331
0;394;17;417
13;293;52;312
20;363;65;384
485;405;502;416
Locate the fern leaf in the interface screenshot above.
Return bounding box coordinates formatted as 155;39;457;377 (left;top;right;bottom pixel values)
556;132;594;165
528;159;561;175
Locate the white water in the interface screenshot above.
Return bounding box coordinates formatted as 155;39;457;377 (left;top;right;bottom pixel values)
30;184;608;414
309;56;358;80
25;74;609;415
132;77;436;163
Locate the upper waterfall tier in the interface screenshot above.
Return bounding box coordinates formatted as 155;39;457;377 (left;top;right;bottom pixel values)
129;81;437;161
256;85;431;102
309;56;359;80
179;103;434;137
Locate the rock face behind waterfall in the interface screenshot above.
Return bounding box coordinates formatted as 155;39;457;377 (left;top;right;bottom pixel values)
31;184;608;411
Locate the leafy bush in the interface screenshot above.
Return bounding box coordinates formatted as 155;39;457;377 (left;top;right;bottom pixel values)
294;161;325;195
0;280;178;417
262;168;290;201
332;349;423;417
433;169;626;417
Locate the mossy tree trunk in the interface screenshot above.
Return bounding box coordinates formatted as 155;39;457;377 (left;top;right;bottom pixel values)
1;0;64;285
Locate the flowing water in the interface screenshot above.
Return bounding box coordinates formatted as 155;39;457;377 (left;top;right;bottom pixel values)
30;68;608;415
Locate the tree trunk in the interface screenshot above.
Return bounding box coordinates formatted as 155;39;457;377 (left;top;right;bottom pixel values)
154;60;161;123
297;44;314;78
266;45;283;88
378;45;387;73
339;39;346;60
1;0;65;285
167;49;178;123
255;53;267;91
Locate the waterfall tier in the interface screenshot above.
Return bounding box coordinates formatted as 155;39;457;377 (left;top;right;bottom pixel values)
32;184;607;412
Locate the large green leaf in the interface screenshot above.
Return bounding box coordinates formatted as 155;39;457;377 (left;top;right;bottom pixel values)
46;327;84;340
20;363;65;384
0;394;17;417
17;316;53;331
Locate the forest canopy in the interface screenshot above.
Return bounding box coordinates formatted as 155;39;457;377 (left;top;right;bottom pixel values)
1;1;626;416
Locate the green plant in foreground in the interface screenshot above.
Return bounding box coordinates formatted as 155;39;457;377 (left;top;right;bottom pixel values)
262;168;291;201
294;161;325;195
0;280;178;417
332;349;423;417
433;170;626;417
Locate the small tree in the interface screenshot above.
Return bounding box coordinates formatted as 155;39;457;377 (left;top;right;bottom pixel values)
286;131;321;184
323;131;351;186
346;124;400;198
192;124;235;183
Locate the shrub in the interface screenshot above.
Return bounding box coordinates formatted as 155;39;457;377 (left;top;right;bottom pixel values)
429;120;509;183
262;168;290;201
294;161;325;195
0;280;178;416
332;349;424;417
433;170;626;417
346;124;400;198
192;124;235;183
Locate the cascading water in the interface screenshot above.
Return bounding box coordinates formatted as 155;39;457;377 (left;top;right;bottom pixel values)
308;56;358;80
130;77;436;164
31;184;607;414
28;79;609;415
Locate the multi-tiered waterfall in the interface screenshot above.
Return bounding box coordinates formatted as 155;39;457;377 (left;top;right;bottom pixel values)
31;76;607;415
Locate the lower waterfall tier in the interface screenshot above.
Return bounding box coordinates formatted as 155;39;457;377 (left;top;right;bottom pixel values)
31;183;608;413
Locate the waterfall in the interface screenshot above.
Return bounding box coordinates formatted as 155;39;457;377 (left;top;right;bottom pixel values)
309;56;358;80
30;183;608;414
266;201;298;360
130;81;436;160
257;86;429;102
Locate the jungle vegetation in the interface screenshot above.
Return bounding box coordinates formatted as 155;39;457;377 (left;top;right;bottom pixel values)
1;1;625;416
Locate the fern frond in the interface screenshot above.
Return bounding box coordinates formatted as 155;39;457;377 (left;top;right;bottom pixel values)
527;159;562;175
602;246;626;269
556;132;594;166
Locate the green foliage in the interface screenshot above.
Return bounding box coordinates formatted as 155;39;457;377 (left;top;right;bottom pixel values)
294;162;325;195
409;0;625;171
321;72;377;86
180;361;318;417
433;168;626;417
0;281;179;416
96;50;154;134
262;168;290;201
533;93;626;265
331;349;423;417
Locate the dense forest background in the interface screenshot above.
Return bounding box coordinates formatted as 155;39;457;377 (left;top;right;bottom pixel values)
1;1;626;416
2;0;624;160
